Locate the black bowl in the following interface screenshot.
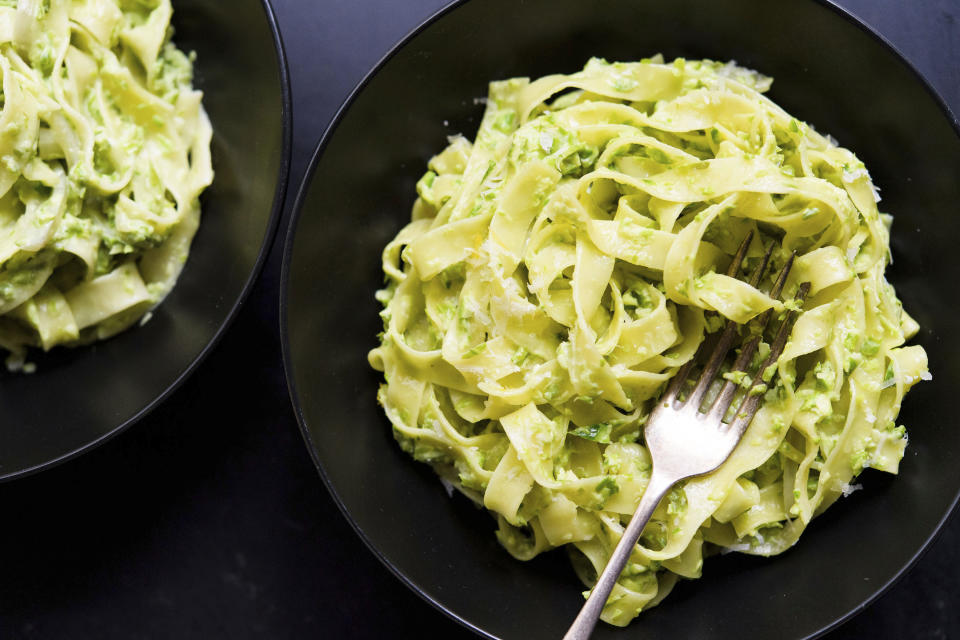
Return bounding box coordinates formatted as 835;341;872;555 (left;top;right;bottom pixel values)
0;0;290;481
282;0;959;638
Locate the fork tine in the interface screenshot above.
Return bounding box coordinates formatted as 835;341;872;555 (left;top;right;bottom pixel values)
725;281;811;435
658;359;695;408
684;240;773;410
725;230;755;278
707;335;760;420
707;252;796;420
747;242;777;290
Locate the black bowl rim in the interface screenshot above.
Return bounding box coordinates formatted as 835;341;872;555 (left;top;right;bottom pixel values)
0;0;293;484
279;1;960;638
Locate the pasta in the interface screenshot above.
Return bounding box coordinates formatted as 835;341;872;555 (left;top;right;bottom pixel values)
0;0;212;368
368;56;928;626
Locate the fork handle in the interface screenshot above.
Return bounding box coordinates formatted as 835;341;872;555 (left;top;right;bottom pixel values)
562;472;675;640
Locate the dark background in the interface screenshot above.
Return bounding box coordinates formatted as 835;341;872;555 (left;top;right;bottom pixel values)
1;0;957;638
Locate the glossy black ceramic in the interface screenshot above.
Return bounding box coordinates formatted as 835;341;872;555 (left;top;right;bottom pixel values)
282;0;959;638
0;0;290;481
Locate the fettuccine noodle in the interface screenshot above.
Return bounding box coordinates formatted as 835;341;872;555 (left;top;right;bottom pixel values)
369;57;928;625
0;0;212;367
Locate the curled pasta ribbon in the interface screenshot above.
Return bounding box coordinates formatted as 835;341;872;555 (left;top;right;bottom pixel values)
369;56;928;626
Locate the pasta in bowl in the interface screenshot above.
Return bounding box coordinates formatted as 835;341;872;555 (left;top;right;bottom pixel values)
0;0;288;479
368;57;928;625
0;0;211;367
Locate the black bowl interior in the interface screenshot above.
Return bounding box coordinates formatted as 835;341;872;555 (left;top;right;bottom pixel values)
283;0;960;638
0;0;290;481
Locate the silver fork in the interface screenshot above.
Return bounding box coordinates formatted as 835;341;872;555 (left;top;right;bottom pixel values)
563;232;809;640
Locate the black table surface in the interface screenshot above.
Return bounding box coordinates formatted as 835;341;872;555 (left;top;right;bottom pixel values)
1;1;957;638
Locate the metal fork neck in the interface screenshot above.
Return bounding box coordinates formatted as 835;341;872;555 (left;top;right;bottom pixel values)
562;471;677;640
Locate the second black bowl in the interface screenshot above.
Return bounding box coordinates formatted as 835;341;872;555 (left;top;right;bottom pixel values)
283;0;960;638
0;0;290;481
